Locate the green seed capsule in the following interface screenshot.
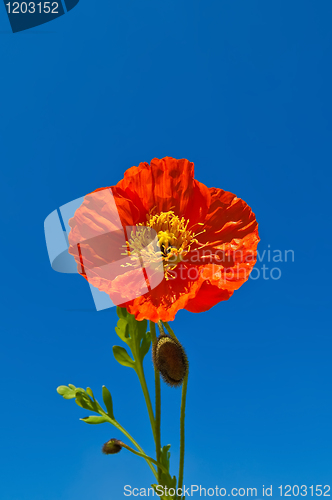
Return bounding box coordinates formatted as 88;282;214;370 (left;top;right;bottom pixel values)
102;438;122;455
153;334;188;387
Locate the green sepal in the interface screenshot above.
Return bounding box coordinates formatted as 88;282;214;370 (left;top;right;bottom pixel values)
113;345;135;368
102;385;114;419
80;416;108;425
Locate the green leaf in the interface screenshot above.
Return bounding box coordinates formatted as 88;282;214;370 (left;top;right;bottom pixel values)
113;345;135;368
159;445;177;489
86;387;94;399
139;331;151;361
80;416;108;425
57;385;76;399
102;385;114;419
75;392;94;411
160;444;171;471
115;308;148;349
57;384;107;418
115;307;149;366
84;388;104;413
115;318;130;343
116;306;129;320
74;387;86;395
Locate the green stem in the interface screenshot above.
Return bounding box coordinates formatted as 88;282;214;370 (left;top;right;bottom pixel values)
157;320;165;336
163;321;189;499
110;418;158;481
162;320;177;340
150;321;162;483
178;372;188;497
135;361;156;442
119;442;169;474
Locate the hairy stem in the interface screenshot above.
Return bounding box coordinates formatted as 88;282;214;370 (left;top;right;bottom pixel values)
135;361;156;442
178;372;188;497
150;321;162;483
111;418;158;480
157;320;165;336
118;441;169;474
162;320;177;340
163;321;189;499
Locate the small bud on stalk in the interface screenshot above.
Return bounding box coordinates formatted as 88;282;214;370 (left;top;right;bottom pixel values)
102;438;122;455
153;333;188;387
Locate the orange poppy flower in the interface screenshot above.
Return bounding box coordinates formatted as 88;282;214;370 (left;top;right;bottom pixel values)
68;157;259;322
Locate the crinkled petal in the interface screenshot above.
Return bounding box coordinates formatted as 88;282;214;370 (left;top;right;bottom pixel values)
122;262;205;322
67;158;260;321
116;157;211;224
185;281;233;313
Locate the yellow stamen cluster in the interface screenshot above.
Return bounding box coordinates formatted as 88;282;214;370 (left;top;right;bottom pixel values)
146;211;197;261
123;210;205;279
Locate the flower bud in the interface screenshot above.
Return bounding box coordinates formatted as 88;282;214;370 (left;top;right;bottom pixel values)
102;438;122;455
153;333;188;387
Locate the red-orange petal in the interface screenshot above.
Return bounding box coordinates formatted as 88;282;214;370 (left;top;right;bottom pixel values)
185;281;233;313
122;262;205;322
116;157;211;225
67;158;259;321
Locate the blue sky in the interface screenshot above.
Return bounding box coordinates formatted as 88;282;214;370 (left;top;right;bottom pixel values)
0;1;331;499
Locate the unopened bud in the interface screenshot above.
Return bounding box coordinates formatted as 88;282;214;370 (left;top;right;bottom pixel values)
153;334;188;387
102;438;122;455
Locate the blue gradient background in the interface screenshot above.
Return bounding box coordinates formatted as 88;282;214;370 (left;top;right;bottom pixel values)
0;1;331;499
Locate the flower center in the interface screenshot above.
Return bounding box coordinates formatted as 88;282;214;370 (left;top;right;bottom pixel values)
124;211;205;279
144;211;197;267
